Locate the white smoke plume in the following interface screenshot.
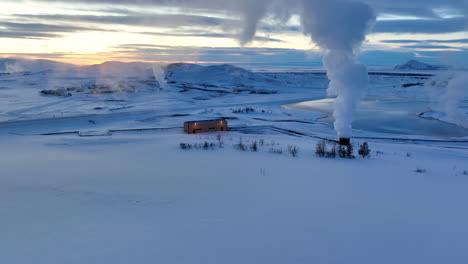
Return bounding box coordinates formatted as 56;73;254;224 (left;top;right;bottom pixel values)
440;73;468;128
426;72;468;128
152;63;167;89
425;2;468;128
299;0;376;138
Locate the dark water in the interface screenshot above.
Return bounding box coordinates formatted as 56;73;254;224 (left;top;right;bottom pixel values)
286;98;468;138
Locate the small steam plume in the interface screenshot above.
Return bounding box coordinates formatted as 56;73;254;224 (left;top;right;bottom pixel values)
440;73;468;128
425;72;468;128
426;3;468;128
152;63;167;89
299;0;376;138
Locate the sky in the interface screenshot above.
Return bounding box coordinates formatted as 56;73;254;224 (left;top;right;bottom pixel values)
0;0;467;66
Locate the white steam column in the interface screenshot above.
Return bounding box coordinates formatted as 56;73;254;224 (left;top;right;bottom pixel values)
300;0;376;143
152;64;167;90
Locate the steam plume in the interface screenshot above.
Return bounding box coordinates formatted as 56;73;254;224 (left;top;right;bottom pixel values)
300;0;376;138
429;3;468;128
152;63;167;89
440;73;468;128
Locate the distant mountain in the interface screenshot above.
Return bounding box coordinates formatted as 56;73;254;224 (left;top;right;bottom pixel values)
0;59;272;84
0;58;76;73
394;60;448;71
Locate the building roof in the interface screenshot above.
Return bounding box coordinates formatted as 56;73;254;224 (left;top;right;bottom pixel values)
184;119;226;125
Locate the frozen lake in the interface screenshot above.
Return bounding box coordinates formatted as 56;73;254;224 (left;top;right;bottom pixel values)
285;98;468;138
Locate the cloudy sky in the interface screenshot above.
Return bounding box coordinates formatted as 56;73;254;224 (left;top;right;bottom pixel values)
0;0;467;66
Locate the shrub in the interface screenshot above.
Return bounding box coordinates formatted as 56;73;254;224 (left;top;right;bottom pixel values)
232;107;255;114
216;134;223;146
288;145;299;157
203;141;209;150
316;140;339;158
346;144;355;159
179;143;192;150
315;140;326;157
234;138;247;151
358;142;371;158
250;141;258;152
269;147;283;155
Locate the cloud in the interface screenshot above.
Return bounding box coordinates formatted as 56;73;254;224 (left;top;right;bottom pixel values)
0;31;59;39
112;43;312;63
8;0;468;42
15;13;232;29
381;39;468;43
0;22;92;33
2;44;464;67
1;0;466;65
401;44;462;49
374;17;466;33
0;21;113;39
139;31;283;42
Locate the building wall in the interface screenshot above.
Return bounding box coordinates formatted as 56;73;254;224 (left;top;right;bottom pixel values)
184;121;228;134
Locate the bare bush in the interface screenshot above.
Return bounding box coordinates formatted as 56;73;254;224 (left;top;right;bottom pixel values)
269;147;283;155
179;143;192;150
250;141;258;152
288;145;299;157
234;138;247;151
232;107;255;114
358;142;371;158
315;140;326;157
346;144;355;159
216;134;224;148
180;141;217;150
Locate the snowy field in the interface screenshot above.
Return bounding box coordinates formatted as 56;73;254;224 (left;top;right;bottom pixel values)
1;60;468;264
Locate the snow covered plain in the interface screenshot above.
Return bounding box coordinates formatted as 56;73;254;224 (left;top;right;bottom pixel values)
1;60;468;264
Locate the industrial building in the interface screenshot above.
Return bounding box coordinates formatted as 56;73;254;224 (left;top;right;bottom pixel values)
184;119;228;134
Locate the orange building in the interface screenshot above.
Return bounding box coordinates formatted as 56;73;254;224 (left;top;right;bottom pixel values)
184;119;228;134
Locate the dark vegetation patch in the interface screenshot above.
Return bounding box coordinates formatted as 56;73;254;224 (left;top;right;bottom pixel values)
180;135;299;158
40;89;72;97
233;107;256;114
315;140;371;159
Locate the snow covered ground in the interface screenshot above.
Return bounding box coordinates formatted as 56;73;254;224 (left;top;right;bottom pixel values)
1;59;468;264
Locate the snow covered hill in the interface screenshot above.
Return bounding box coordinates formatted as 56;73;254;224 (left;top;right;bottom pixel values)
0;58;76;73
394;60;448;71
165;63;272;85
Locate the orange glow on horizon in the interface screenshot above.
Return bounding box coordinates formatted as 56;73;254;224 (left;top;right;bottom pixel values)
0;53;241;66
